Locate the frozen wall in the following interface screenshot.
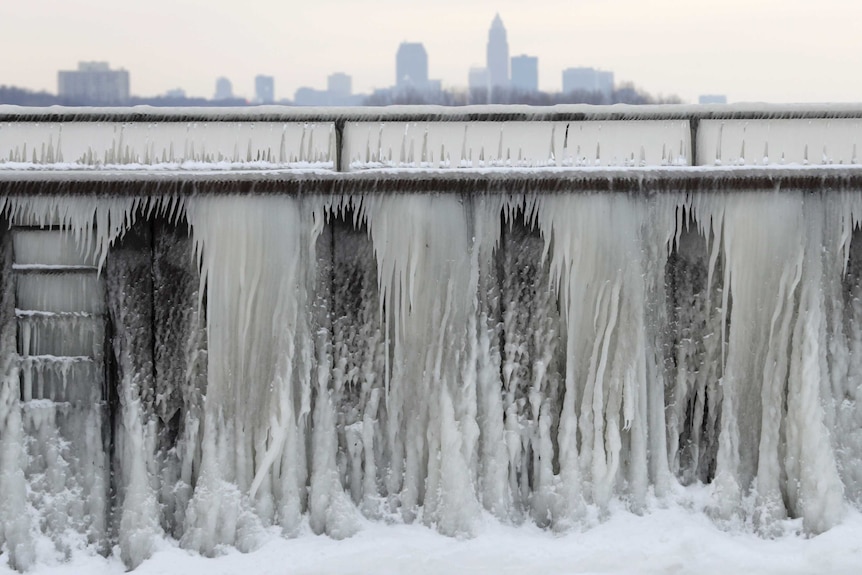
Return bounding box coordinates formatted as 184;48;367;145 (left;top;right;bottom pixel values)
1;188;862;570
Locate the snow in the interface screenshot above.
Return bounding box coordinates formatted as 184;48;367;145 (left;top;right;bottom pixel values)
2;498;862;575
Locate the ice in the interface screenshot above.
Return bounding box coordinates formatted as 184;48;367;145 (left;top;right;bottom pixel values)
180;196;321;552
343;120;690;169
0;122;335;170
2;185;862;571
4;106;861;173
699;119;862;166
357;194;482;535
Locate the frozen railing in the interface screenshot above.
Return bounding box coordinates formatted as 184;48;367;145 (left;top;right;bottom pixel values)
342;120;692;168
0;103;861;173
0;120;336;169
698;119;862;166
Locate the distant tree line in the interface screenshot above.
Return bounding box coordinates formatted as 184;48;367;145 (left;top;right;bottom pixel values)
2;82;682;108
126;95;250;107
0;85;247;107
0;85;60;106
364;83;682;106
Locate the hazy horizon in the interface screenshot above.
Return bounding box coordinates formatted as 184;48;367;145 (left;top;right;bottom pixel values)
2;0;861;104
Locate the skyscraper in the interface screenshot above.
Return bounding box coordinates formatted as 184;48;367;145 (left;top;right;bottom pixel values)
396;42;429;89
486;14;509;89
214;77;233;100
511;55;538;92
255;75;275;104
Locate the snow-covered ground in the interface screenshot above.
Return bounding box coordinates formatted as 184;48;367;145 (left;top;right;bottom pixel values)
4;491;861;575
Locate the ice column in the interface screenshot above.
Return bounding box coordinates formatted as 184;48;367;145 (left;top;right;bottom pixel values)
532;193;676;524
358;194;482;536
106;222;163;568
182;195;355;553
831;192;862;506
693;192;844;533
311;206;386;522
491;198;566;525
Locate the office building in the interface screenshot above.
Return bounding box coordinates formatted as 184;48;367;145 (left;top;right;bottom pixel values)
255;75;275;104
327;73;352;98
294;87;329;106
596;70;614;98
511;55;538;92
215;77;233;100
486;14;509;88
57;62;130;105
699;94;727;104
396;42;429;89
294;72;365;106
562;67;614;98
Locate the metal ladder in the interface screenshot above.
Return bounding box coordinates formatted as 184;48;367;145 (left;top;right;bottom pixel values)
13;227;106;406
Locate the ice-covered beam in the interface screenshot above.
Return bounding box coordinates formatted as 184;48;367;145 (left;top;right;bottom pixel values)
2;167;862;196
4;103;862;123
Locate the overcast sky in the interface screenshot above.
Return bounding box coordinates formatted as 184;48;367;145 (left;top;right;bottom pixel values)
2;0;861;103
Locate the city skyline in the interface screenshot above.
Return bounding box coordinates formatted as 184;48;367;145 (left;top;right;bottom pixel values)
2;0;862;103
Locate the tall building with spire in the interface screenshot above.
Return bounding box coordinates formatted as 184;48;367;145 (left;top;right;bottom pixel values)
486;14;509;89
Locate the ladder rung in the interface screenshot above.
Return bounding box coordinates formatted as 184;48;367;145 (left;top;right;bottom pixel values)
13;264;98;274
19;354;95;364
11;225;97;232
16;309;102;319
20;399;107;409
